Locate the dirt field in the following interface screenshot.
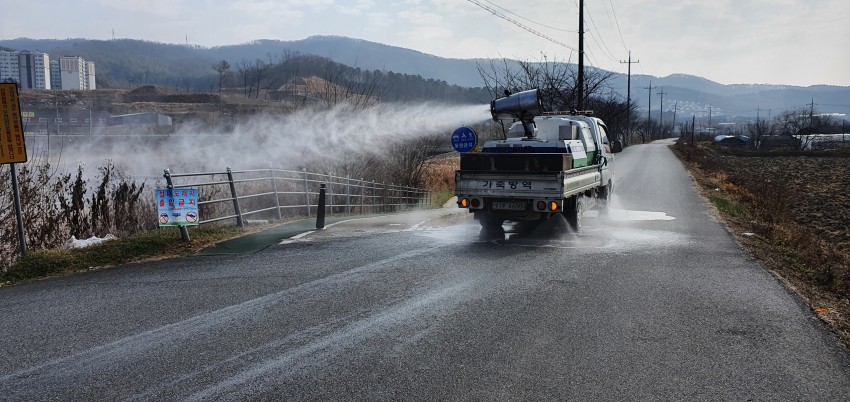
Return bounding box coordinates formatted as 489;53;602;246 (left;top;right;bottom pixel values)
673;141;850;346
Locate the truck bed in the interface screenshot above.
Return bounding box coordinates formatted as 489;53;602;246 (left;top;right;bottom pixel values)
459;152;572;172
455;164;601;200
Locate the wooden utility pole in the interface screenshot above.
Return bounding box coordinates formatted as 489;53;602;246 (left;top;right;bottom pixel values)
691;115;696;145
657;87;668;127
644;80;652;140
672;101;679;132
577;0;585;110
809;99;815;128
620;52;639;144
708;106;713;131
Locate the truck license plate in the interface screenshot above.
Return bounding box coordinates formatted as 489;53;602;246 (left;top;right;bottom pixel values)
492;201;526;211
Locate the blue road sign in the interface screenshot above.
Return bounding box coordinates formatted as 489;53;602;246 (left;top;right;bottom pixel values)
451;127;477;153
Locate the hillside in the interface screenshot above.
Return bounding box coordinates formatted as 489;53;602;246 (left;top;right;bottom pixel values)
2;36;849;118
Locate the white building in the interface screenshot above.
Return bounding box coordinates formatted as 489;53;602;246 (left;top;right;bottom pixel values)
36;55;96;90
85;61;96;90
59;56;87;90
0;50;52;89
0;51;19;84
19;51;51;90
1;50;95;90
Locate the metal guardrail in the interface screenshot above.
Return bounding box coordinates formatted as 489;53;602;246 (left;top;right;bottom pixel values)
162;166;432;231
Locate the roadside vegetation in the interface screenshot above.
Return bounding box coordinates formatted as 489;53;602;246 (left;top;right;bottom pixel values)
0;157;449;285
1;225;255;285
672;139;850;346
1;153;153;272
1;126;460;285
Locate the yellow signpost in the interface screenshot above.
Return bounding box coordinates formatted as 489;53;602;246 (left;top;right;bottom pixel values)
1;83;28;256
1;83;27;164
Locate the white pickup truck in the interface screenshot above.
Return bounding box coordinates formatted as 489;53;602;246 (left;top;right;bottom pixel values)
455;89;622;231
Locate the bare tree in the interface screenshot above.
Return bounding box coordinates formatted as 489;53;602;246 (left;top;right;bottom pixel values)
585;92;632;144
679;118;695;145
775;108;809;149
388;134;444;188
477;54;615;113
251;59;267;99
312;60;384;112
178;77;192;93
775;109;809;136
746;119;773;149
235;59;252;98
212;59;231;96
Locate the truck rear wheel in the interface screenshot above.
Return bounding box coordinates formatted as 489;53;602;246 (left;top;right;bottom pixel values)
479;213;505;233
599;181;612;216
564;196;583;231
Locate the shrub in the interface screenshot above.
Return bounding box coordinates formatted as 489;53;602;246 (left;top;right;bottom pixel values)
1;159;157;271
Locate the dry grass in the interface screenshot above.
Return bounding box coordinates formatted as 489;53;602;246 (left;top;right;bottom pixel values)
672;140;850;347
422;156;459;207
1;157;158;271
0;222;276;286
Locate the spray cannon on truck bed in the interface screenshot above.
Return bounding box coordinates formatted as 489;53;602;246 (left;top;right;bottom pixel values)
455;88;623;232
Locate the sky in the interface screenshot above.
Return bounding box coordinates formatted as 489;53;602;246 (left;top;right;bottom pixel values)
2;0;849;87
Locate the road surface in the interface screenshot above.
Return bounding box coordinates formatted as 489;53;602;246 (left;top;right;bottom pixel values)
1;140;849;400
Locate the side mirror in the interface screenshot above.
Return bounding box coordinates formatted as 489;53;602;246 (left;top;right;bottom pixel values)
611;139;623;153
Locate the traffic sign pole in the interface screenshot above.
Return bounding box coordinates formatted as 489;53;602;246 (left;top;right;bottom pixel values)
10;164;27;256
163;169;190;242
1;83;28;257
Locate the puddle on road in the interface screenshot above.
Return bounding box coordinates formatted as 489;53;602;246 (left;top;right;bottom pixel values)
585;209;676;221
417;208;689;251
283;207;687;251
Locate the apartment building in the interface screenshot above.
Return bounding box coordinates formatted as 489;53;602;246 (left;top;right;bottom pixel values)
59;56;88;90
49;59;61;89
0;51;19;84
1;50;52;89
19;51;51;90
85;60;96;90
0;50;95;90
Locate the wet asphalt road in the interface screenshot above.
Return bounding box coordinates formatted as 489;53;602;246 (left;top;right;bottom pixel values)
2;140;850;400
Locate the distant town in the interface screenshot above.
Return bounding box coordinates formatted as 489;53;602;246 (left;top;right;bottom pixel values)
0;50;95;90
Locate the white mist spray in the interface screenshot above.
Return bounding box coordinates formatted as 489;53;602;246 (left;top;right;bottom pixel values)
58;102;491;178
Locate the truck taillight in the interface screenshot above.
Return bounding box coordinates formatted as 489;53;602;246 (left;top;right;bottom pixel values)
461;197;484;210
535;200;560;212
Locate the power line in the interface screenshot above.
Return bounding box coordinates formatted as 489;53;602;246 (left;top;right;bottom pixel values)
586;30;618;67
465;0;632;76
584;5;619;63
479;0;576;32
465;0;578;52
605;0;629;53
584;48;603;71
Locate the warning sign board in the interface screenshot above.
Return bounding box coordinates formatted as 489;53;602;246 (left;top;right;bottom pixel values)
0;83;27;164
156;188;200;226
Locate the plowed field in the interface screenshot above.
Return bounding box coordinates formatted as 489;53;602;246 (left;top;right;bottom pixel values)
673;141;850;346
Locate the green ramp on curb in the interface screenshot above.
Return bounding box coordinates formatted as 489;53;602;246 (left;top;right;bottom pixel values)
197;216;353;255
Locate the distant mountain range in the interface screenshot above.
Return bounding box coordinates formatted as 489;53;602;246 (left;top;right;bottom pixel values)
2;36;848;120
